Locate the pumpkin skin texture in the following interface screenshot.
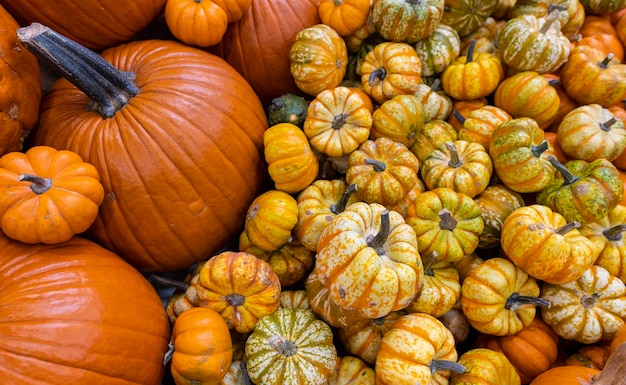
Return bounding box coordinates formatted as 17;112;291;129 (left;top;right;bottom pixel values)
474;184;525;249
164;0;229;48
371;0;446;43
328;356;376;385
501;204;599;285
170;307;233;385
0;146;104;244
0;0;166;51
314;202;424;319
580;204;626;282
208;0;321;107
245;308;337;385
461;257;546;336
0;5;41;156
24;34;268;272
539;265;626;344
0;233;171;385
450;348;521;385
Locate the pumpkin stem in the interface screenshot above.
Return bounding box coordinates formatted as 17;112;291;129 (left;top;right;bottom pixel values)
547;155;579;185
444;142;462;168
422;251;439;276
598;53;615;69
452;110;466;125
505;292;551;310
332;113;349;130
600;117;618;132
603;224;626;241
580;293;599;309
531;140;549;157
239;361;254;385
430;78;442;91
163;341;175;365
268;335;298;357
553;221;581;235
226;293;246;306
429;359;466;374
148;274;191;292
17;23;140;119
367;210;390;255
438;208;458;231
330;183;357;214
365;158;387;172
369;67;387;86
539;9;561;34
547;78;561;87
466;40;476;63
17;174;53;194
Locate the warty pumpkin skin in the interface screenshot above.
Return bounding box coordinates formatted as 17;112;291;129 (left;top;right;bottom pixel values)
0;5;41;156
208;0;321;107
0;0;167;51
20;26;268;272
0;232;171;385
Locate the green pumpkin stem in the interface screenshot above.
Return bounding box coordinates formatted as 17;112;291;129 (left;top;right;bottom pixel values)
505;292;551;310
368;67;387;86
532;140;549;157
603;224;626;241
466;40;476;63
365;158;387;172
452;110;466;124
18;174;52;194
367;210;390;254
445;142;463;168
17;23;139;118
547;155;579;185
438;208;458;231
330;184;357;214
554;221;581;235
429;359;466;374
422;251;439;276
600;117;618;131
149;274;191;292
598;53;615;69
539;9;561;34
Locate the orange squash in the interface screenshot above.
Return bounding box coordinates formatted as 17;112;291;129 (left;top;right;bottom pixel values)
164;0;229;47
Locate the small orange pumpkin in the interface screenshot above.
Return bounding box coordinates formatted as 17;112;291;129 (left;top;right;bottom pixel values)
318;0;371;36
0;145;104;244
164;0;229;47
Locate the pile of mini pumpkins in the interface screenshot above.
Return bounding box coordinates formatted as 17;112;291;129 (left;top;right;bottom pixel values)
2;0;626;384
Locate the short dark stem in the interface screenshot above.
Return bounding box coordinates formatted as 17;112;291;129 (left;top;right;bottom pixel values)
603;224;626;241
438;208;458;231
239;361;254;385
598;54;615;69
444;142;462;168
600;117;618;131
581;293;599;309
368;67;387;86
466;40;476;63
452;110;466;125
547;79;561;87
365;158;386;172
330;184;357;214
17;23;139;118
505;292;551;310
422;251;439;276
554;221;581;235
18;174;53;194
332;114;348;130
149;274;190;292
547;155;579;185
226;293;245;306
268;335;298;357
367;210;390;254
531;140;549;157
429;359;466;374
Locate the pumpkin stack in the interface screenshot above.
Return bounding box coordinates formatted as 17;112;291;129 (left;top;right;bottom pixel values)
4;0;626;384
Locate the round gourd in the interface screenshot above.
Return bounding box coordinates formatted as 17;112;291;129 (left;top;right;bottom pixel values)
0;232;171;385
450;348;521;385
19;25;268;272
0;5;41;156
371;0;446;43
164;0;229;47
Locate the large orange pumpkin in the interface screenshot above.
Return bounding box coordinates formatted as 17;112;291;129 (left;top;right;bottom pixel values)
0;232;171;385
0;0;167;51
0;5;41;156
19;25;268;272
208;0;321;106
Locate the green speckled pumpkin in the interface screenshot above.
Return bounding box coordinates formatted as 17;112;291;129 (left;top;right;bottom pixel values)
245;308;337;385
413;23;461;77
536;157;624;224
474;184;525;249
372;0;446;43
267;93;309;128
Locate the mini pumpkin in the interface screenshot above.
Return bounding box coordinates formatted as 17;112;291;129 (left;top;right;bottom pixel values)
164;0;229;47
0;145;104;244
244;190;299;252
411;80;453;122
450;348;521;385
413;23;461;77
318;0;372;36
328;356;376;385
410;119;458;164
454;105;512;150
580;204;626;282
371;94;427;148
371;0;446;43
474;184;525;249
